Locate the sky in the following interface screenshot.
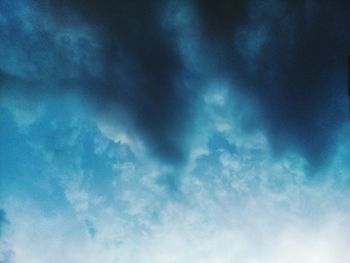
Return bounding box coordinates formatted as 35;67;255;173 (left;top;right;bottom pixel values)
0;0;350;262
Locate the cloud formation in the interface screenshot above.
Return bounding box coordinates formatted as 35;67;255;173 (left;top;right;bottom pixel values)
2;0;349;166
1;0;350;262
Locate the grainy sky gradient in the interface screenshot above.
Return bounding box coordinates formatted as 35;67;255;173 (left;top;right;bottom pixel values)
0;0;350;262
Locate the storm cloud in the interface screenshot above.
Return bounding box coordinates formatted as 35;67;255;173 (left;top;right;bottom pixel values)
1;1;350;261
1;0;348;168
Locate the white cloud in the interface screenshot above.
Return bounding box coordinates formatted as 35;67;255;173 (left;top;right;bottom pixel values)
2;2;350;260
96;115;146;158
4;79;350;262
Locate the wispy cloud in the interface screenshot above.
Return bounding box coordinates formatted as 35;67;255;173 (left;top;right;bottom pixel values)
1;0;350;262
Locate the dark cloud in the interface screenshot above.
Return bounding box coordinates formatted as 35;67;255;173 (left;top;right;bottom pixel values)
30;0;194;164
2;0;349;168
194;0;350;168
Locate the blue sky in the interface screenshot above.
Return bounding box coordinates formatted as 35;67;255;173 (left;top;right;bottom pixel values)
1;0;350;262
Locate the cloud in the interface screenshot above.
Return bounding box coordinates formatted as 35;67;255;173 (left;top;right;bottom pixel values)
0;209;14;263
2;0;349;168
2;74;350;262
1;1;350;262
25;0;195;164
194;0;350;168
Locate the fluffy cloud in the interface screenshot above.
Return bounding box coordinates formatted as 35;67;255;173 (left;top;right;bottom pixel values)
2;78;350;262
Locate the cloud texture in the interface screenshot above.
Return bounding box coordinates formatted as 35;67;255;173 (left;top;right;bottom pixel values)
0;0;350;262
